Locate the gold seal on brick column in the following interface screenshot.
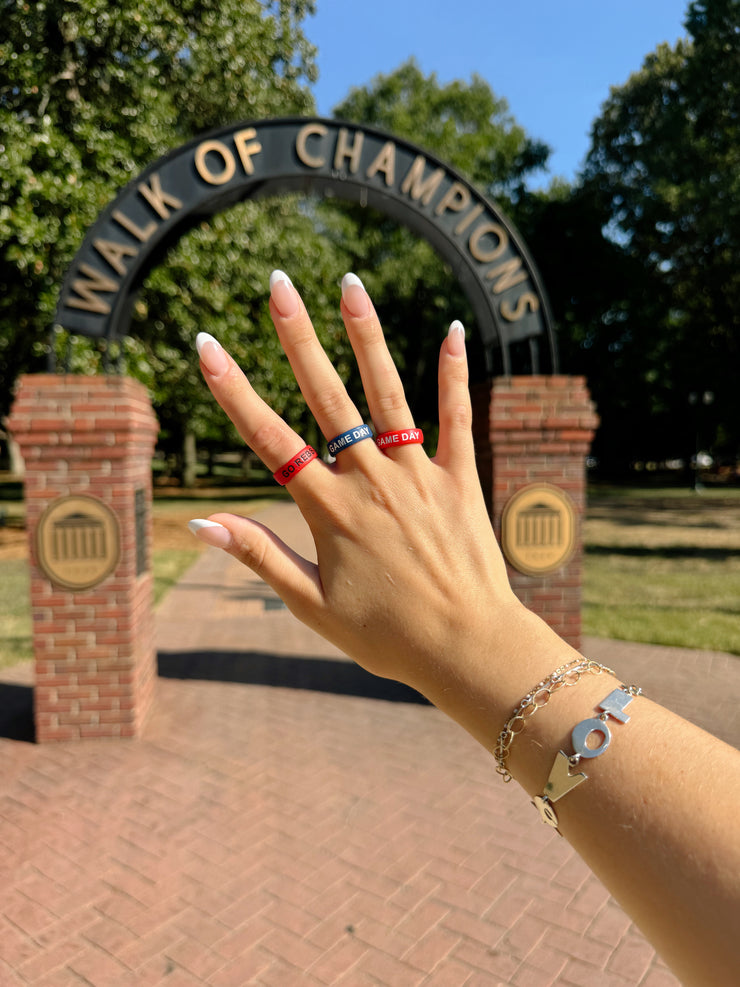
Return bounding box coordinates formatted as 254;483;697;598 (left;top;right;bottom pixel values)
36;494;120;591
501;483;576;576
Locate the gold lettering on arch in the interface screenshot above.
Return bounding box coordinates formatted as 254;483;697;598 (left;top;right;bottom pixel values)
366;141;396;186
66;264;119;314
137;172;183;219
434;182;471;217
93;238;138;276
194;139;236;185
454;203;485;235
469;222;508;263
233;127;263;175
501;292;540;321
112;209;156;242
295;122;328;168
400;155;445;205
334;128;364;173
486;256;528;294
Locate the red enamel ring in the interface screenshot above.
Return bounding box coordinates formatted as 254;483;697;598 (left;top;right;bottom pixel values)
375;428;424;451
273;445;318;485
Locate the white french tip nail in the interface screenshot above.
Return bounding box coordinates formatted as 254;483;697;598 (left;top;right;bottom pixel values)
446;320;466;356
269;269;293;290
341;272;365;294
188;519;224;534
195;332;218;356
188;518;233;550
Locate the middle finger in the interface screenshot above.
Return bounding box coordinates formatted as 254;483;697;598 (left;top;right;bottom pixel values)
339;274;418;443
268;271;369;454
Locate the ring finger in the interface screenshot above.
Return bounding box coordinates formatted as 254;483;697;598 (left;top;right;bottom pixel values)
339;273;421;454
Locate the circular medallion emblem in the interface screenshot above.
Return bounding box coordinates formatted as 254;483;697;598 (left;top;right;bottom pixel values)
501;483;577;576
36;495;120;591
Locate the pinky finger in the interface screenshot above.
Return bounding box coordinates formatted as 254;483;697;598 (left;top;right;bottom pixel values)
434;320;475;471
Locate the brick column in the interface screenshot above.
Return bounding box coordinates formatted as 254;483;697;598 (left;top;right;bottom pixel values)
472;376;599;648
8;375;159;741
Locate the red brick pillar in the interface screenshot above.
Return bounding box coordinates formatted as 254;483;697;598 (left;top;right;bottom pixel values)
8;375;159;741
472;376;599;649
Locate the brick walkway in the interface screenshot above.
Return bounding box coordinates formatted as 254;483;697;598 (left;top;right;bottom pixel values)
1;502;738;986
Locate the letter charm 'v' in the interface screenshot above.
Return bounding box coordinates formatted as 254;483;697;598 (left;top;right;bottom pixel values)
543;750;588;803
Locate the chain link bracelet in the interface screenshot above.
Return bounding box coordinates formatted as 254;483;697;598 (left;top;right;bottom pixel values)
493;658;616;783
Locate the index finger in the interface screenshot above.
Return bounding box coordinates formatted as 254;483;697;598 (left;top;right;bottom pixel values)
195;331;326;490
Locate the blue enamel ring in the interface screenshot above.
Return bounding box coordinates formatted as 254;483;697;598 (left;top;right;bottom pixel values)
327;424;373;457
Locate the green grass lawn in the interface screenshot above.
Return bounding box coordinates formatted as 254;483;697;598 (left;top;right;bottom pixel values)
1;485;739;669
582;487;740;653
1;559;33;669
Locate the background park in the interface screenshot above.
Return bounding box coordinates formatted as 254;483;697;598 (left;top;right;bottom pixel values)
1;0;739;665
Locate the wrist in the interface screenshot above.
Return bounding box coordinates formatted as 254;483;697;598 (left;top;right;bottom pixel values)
416;601;584;757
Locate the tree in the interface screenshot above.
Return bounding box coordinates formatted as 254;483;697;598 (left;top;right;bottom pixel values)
323;60;551;433
0;0;318;474
574;0;740;470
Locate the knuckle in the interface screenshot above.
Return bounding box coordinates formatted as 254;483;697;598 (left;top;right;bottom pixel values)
236;536;269;576
250;421;289;463
375;388;408;417
288;326;318;351
450;401;473;431
313;385;350;422
350;318;381;346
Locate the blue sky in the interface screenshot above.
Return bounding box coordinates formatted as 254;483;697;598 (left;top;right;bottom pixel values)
305;0;691;187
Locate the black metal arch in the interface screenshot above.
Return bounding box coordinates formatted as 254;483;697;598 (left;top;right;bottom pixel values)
54;117;557;376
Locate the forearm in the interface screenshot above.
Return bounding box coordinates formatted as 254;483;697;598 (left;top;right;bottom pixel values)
421;607;740;987
193;272;740;987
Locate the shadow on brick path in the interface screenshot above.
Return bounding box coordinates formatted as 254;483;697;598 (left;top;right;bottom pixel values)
1;501;736;985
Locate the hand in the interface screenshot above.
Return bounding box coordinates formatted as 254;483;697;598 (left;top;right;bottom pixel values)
189;271;555;728
190;272;740;986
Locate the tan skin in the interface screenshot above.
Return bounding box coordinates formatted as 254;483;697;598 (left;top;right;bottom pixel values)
191;272;740;987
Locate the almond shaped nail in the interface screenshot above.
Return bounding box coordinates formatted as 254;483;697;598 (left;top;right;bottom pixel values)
188;518;232;549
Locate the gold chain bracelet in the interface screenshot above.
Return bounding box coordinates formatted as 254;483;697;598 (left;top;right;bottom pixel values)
493;658;616;783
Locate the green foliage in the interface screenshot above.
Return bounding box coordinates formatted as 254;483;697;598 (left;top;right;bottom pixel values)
336;59;549;201
129;196;352;455
324;59;551;431
571;0;740;469
0;0;317;425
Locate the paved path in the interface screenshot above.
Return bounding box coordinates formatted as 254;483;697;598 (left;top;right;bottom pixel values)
1;502;737;986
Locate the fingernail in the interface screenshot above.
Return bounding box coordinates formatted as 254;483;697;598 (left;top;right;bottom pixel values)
269;269;299;317
341;272;370;317
447;320;465;356
195;332;230;376
188;518;233;550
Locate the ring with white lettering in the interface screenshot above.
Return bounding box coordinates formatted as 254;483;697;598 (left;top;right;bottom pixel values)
375;428;424;452
327;424;373;457
273;445;318;485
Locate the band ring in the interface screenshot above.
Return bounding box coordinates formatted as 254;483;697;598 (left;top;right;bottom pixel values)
375;428;424;452
273;445;318;485
327;424;373;457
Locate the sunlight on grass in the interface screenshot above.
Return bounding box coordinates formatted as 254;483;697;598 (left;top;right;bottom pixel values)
152;549;200;605
0;560;33;670
2;487;739;669
582;491;740;654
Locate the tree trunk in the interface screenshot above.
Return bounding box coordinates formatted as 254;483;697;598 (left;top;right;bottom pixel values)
182;430;197;488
